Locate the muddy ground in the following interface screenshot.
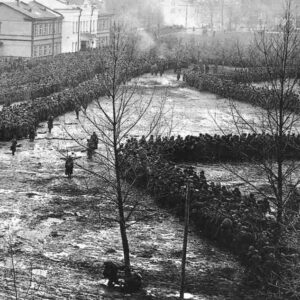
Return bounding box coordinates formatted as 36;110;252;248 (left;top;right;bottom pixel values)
0;72;267;299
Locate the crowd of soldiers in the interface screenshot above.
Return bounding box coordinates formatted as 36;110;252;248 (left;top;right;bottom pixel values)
184;69;300;113
0;52;163;143
0;57;31;73
2;48;295;288
149;57;170;77
0;50;106;106
121;136;279;280
124;133;300;163
0;77;102;141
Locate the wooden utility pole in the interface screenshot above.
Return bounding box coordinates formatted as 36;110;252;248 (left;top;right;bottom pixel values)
180;183;191;299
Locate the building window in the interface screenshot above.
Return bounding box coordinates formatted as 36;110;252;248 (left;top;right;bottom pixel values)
34;24;38;36
48;44;51;55
33;46;38;57
54;42;61;54
54;22;61;34
34;23;55;36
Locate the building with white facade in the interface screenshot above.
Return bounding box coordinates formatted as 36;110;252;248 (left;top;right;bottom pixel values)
66;0;112;50
35;0;99;52
36;0;81;52
25;0;111;53
0;0;63;57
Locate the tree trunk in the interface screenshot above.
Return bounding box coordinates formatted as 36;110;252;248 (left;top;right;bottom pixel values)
117;190;131;276
180;184;190;299
112;70;131;275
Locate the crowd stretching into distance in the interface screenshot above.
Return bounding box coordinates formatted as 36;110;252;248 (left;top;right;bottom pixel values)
1;47;299;292
0;50;154;141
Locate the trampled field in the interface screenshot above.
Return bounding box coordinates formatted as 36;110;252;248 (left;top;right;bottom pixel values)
0;72;266;299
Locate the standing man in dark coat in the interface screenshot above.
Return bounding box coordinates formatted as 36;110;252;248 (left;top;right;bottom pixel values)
10;136;18;156
47;115;54;133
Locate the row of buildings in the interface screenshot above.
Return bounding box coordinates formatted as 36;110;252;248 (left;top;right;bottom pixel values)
0;0;113;58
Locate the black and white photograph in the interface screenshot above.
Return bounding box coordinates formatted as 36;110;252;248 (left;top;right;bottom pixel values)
0;0;300;299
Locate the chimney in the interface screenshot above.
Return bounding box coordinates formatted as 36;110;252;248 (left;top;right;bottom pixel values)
16;0;20;6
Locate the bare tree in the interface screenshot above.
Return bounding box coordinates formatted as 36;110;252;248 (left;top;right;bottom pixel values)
64;22;168;277
223;0;300;247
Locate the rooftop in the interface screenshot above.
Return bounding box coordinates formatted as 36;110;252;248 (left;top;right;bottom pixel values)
0;1;63;19
33;0;72;10
62;0;112;14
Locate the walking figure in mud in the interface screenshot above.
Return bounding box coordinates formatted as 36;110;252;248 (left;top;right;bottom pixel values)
47;115;54;133
65;156;74;179
62;154;80;179
29;126;36;142
86;132;99;158
87;139;94;159
91;132;99;149
177;68;181;81
75;104;81;120
10;136;18;156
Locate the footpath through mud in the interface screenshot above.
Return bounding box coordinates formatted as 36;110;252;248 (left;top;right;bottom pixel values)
0;72;260;299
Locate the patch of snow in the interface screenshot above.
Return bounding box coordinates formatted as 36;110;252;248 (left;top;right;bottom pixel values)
32;269;48;277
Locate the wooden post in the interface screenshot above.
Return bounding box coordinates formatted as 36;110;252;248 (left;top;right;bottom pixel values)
180;183;191;299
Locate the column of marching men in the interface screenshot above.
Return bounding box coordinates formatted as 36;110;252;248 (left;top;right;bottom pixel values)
0;50;156;179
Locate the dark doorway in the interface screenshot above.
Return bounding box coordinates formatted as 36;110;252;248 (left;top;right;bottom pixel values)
80;41;88;51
